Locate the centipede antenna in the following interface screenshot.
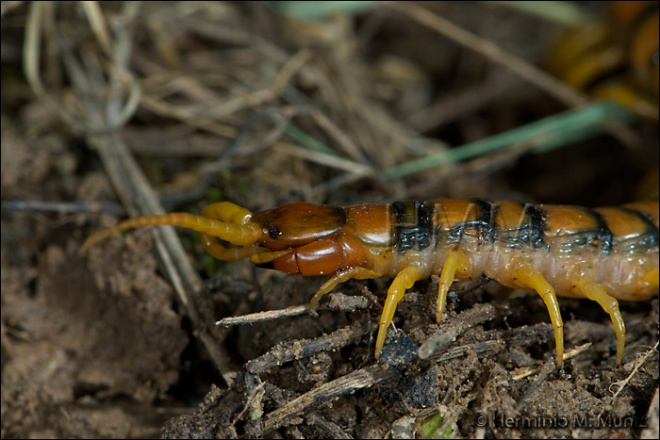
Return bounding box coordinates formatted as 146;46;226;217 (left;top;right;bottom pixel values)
81;211;263;253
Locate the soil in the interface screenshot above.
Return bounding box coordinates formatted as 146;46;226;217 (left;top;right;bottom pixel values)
1;2;658;439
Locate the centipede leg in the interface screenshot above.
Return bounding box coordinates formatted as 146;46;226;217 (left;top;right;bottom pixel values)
437;249;471;323
376;266;422;359
513;266;565;368
201;234;270;260
309;267;382;307
576;278;626;365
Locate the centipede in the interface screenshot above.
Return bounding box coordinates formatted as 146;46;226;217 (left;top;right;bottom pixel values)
546;1;659;119
82;198;659;367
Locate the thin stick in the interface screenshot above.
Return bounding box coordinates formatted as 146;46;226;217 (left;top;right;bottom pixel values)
382;1;588;108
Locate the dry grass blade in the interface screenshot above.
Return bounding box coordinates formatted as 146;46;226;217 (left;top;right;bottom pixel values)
1;200;123;215
23;2;79;129
23;1;235;387
382;1;640;150
381;1;588;108
271;142;376;176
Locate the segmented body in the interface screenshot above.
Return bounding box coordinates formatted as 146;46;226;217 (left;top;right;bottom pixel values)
83;199;659;366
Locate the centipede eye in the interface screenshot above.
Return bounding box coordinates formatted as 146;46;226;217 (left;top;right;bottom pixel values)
268;227;283;239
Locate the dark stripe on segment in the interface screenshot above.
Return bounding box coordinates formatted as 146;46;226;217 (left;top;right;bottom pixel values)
496;201;545;248
487;202;500;244
619;206;660;250
442;200;493;244
392;201;434;252
523;204;547;249
583;207;613;252
473;199;495;244
621;206;660;230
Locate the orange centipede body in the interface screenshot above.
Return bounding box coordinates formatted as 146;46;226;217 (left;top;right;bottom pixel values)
82;199;660;367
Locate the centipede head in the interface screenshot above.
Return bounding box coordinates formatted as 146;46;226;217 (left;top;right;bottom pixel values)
81;202;359;276
252;203;345;249
250;203;352;275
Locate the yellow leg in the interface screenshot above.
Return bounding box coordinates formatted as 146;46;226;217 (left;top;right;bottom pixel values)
376;266;422;359
576;278;626;365
437;249;471;323
309;267;382;307
248;249;292;264
201;234;271;261
514;266;564;368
